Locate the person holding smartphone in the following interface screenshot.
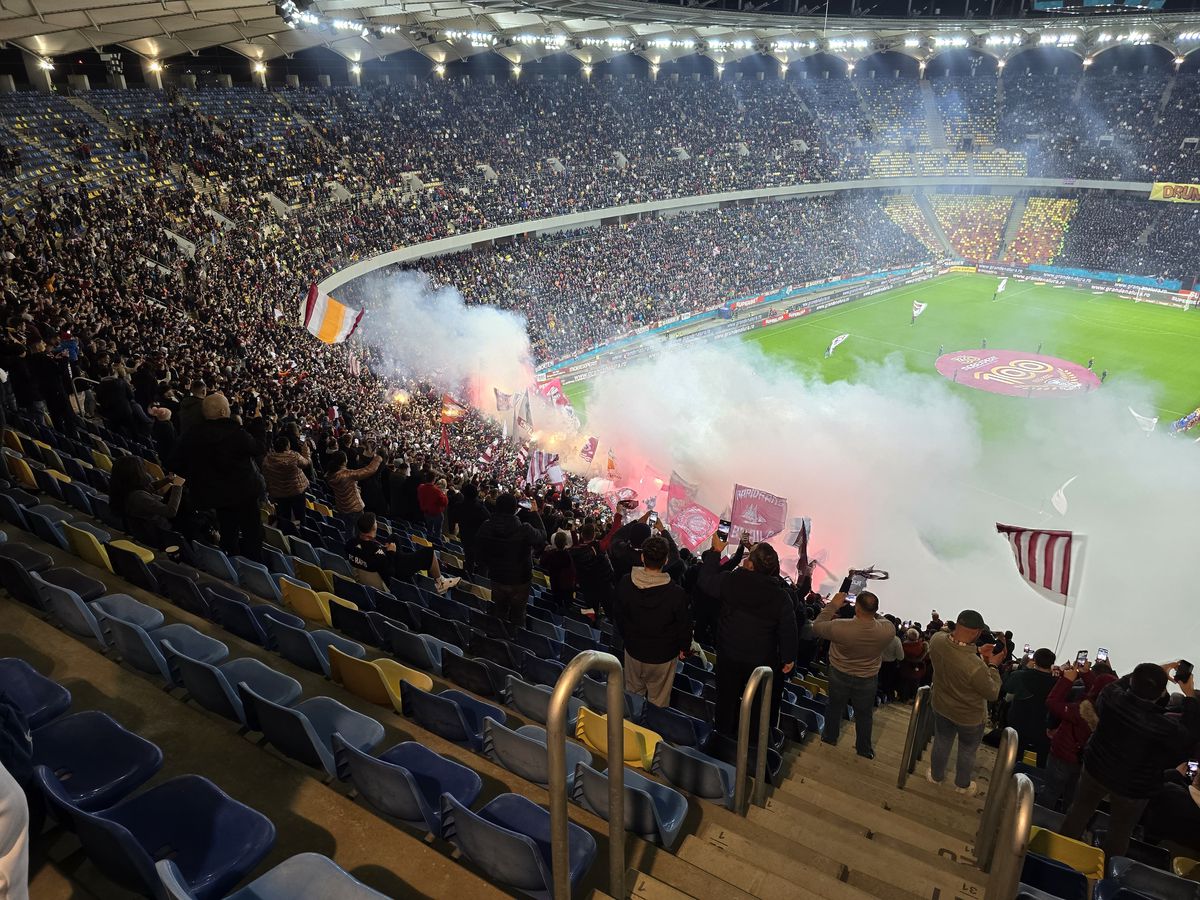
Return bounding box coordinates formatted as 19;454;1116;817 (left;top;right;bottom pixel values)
1141;759;1200;852
1059;661;1200;859
1002;648;1058;768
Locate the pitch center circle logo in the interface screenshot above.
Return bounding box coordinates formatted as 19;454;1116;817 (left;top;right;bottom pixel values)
935;350;1101;397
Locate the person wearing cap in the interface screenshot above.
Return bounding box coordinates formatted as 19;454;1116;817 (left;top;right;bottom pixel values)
926;609;1007;795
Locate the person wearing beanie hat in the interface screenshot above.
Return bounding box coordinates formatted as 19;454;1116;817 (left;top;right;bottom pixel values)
925;609;1007;796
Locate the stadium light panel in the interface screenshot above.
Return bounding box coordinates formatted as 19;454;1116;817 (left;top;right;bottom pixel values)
252;61;266;73
932;35;970;48
38;57;54;70
986;34;1022;46
148;59;162;71
904;37;921;48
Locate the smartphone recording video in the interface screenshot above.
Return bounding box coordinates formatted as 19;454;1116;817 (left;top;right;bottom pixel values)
716;519;732;541
1096;647;1109;663
1176;659;1194;685
1076;650;1088;665
647;511;659;527
1023;644;1032;659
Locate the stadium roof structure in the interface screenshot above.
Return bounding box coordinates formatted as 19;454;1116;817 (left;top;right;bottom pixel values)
2;0;1198;68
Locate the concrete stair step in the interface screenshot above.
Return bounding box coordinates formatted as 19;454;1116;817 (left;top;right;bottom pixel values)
629;843;758;900
744;797;985;887
626;869;696;900
702;824;934;900
676;836;861;900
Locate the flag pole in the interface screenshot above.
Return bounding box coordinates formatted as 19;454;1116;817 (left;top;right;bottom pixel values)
1052;533;1087;658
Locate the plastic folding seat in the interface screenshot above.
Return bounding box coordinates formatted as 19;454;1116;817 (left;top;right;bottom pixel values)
441;792;596;899
0;492;29;529
193;542;238;583
90;593;166;632
33;467;64;500
260;546;295;579
670;688;715;724
563;630;599;654
1097;857;1200;900
527;616;565;643
399;682;506;750
428;594;471;625
442;652;502;700
0;657;71;727
7;454;38;490
1172;858;1199;880
420;609;470;647
25;505;72;550
293;558;334;593
148;561;208;619
516;628;557;660
560;616;598;640
265;615;365;677
333;737;482;835
231;557;280;602
573;761;687;850
238;683;384;780
91;495;125;532
157;852;392;900
33;710;163;811
280;575;354;626
483;717;592;788
651;742;737;809
782;700;825;735
167;638;299;724
106;543;160;593
470;632;526;671
705;731;784;782
1027;827;1106;881
332;573;372;609
505;675;583;728
36;766;275;900
261;525;290;555
1021;852;1090;900
328;646;432;712
108;616;228;686
523;654;566;688
0;540;53;573
382;621;440;674
317;548;354;578
34;573;110;646
579;675;642;720
388;578;423;605
575;708;660;770
641;702;712;749
0;555;50;610
330;601;383;647
288;536;320;566
203;585;268;644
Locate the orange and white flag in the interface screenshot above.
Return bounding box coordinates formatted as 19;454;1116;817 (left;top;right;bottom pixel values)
302;283;363;344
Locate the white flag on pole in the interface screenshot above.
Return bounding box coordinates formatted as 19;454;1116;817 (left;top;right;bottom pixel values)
912;301;927;318
1128;406;1159;433
825;333;850;357
1051;475;1077;517
996;277;1008;293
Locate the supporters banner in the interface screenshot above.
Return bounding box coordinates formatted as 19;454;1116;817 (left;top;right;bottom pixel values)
478;438;500;467
667;471;700;520
579;436;598;463
912;301;927;318
730;483;788;543
439;394;468;424
996;523;1074;602
494;388;513;411
670;502;722;552
536;378;571;408
1149;182;1200;204
825;333;850;358
526;450;559;484
302;283;363;344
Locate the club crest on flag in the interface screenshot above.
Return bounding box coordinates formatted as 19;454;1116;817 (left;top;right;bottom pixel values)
579;436;598;462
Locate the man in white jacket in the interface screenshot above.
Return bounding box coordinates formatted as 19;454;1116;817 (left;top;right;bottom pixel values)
0;759;29;900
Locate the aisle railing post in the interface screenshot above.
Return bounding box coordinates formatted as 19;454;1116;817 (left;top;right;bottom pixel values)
897;685;931;788
983;773;1033;900
975;726;1018;871
735;665;773;814
547;650;625;900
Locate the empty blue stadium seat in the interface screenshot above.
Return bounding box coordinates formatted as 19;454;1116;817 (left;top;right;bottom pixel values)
36;767;275;900
579;675;643;720
34;572;110;646
641;702;712;748
107;543;160;594
193;542;239;582
107;616;228;686
441;792;596;899
329;602;383;648
1021;852;1089;900
573;762;688;850
260;546;295;579
288;537;320;566
399;683;505;750
90;593;165;632
203;585;268;645
504;675;583;728
483;717;592;789
523;654;565;688
441;652;501;700
232;556;281;602
238;683;384;780
333;736;482;834
42;566;107;602
1097;857;1200;900
157;852;392;900
263;614;365;677
33;710;163;811
60;480;93;516
317;548;353;578
651;742;736;809
0;541;53;572
0;657;70;727
164;641;301;726
0;554;50;610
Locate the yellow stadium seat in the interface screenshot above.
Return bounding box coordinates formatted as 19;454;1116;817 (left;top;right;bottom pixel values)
8;455;37;491
91;450;113;473
3;429;25;454
292;559;334;594
311;502;332;518
64;523;112;572
439;551;463;569
1027;827;1105;881
280;578;353;625
574;707;660;770
328;647;432;712
45;469;70;483
1174;857;1200;881
461;581;491;602
532;571;550;589
142;460;164;481
411;535;432;548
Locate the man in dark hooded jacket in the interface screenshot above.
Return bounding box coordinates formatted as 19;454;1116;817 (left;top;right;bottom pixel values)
1060;661;1200;858
701;535;797;736
172;392;264;561
613;533;691;707
473;492;546;626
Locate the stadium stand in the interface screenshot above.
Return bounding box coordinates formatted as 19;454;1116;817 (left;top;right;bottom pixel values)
883;194;946;256
929;194;1014;262
1003;198;1079;266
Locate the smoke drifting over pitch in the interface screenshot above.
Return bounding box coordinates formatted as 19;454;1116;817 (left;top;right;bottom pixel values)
583;339;1200;669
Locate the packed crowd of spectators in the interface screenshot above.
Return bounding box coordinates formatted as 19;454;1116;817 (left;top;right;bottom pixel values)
929;194;1013;261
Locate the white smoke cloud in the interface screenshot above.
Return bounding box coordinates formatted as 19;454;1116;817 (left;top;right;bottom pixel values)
583;338;1200;670
355;271;534;398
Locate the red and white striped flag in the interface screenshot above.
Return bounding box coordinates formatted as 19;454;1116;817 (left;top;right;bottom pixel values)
527;450;560;484
516;442;530;465
347;347;362;377
478;438;500;466
996;523;1074;601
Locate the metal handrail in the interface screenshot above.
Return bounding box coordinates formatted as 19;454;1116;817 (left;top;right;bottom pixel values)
975;726;1018;872
897;684;931;788
734;665;774;814
547;650;625;900
983;773;1034;900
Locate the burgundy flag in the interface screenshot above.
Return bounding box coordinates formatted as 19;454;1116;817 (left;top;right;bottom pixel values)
670;502;721;552
494;388;514;411
579;436;598;463
730;483;788;543
667;471;699;520
996;523;1074;601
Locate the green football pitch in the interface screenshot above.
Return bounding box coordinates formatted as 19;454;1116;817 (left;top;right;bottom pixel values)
564;272;1200;435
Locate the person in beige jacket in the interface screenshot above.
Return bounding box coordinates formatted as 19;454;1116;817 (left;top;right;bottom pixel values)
926;609;1006;796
